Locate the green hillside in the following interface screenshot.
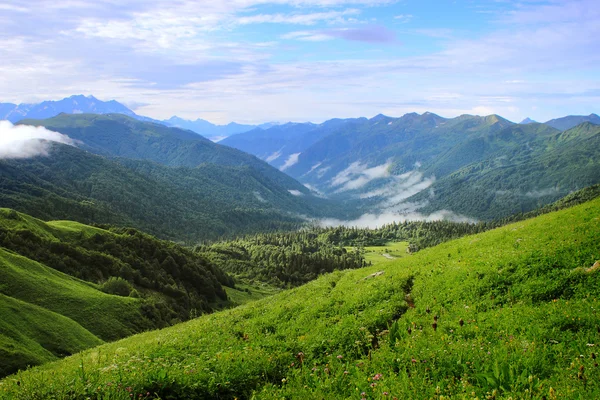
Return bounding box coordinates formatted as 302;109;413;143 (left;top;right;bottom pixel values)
0;209;234;328
3;196;599;399
0;247;145;341
0;294;102;378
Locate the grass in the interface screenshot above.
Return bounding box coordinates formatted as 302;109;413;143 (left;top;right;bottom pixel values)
0;293;102;378
1;198;600;399
225;281;281;307
0;248;145;342
345;242;409;265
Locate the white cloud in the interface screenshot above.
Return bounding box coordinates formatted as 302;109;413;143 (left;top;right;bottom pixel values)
525;187;559;198
253;190;267;203
318;209;476;229
280;152;301;171
238;9;360;26
265;150;283;162
0;120;76;159
330;161;391;191
288;189;304;196
393;14;413;23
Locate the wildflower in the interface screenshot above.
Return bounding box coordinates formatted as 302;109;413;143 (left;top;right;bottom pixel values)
370;383;377;388
411;358;417;363
344;371;349;375
337;355;343;359
373;373;383;380
383;392;389;396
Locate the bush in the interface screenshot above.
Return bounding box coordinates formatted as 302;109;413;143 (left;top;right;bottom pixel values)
100;277;133;297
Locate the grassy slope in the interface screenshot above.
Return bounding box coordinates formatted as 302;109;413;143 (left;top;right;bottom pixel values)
0;247;143;341
2;198;600;399
0;294;102;378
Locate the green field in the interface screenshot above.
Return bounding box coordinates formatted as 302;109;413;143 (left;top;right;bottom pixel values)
2;196;599;399
346;241;409;265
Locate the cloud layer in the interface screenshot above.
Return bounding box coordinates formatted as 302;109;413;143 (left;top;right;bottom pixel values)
0;121;76;159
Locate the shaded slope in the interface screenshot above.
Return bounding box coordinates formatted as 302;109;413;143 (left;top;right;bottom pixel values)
0;208;234;329
3;196;599;398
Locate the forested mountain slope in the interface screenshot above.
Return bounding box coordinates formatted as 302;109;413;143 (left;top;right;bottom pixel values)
0;142;345;242
18;113;306;192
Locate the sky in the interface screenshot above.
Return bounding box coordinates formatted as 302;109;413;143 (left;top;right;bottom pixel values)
0;0;598;124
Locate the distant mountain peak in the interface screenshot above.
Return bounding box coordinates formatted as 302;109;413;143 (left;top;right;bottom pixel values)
371;113;391;121
520;117;537;124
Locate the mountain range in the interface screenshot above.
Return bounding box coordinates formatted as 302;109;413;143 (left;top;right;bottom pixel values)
0;95;271;141
222;112;600;221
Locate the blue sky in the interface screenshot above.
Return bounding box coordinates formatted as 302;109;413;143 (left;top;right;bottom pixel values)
0;0;598;124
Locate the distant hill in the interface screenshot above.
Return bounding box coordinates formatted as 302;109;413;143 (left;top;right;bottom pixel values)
0;95;144;123
162;116;258;141
222;112;600;220
544;113;600;131
408;122;600;219
18;113;312;192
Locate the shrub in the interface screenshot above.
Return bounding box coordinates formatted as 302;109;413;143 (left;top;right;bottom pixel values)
100;276;133;297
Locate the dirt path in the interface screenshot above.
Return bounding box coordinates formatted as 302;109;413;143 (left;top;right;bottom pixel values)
382;253;396;260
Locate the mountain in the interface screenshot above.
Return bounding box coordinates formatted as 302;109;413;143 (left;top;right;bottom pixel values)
0;142;343;242
407;122;600;219
220;119;359;171
18;113;313;191
162;116;258;141
284;112;515;193
4;193;600;398
0;95;271;141
0;95;144;123
544;113;600;131
519;117;537;124
222;112;600;221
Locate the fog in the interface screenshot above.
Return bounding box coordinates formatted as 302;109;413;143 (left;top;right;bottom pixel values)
0;121;76;159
